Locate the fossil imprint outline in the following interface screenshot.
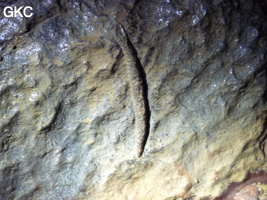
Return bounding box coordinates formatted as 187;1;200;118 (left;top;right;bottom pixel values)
114;24;150;158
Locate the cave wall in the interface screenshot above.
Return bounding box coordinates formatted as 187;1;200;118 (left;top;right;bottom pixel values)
0;0;267;199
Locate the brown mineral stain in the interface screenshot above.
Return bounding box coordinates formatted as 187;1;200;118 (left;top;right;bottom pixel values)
215;170;267;200
234;185;259;200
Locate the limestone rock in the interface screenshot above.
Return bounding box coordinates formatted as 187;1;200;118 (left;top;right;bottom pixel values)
0;0;267;199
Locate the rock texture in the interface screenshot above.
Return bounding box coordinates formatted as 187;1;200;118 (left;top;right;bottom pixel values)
0;0;267;199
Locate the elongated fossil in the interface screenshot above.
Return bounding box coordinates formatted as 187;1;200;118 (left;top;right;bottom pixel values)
114;24;149;158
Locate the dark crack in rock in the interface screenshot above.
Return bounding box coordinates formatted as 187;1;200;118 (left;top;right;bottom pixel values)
0;0;267;199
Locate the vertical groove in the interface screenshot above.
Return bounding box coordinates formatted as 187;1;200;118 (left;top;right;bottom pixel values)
114;24;150;158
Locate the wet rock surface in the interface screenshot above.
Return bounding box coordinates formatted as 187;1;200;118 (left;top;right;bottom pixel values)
0;0;267;199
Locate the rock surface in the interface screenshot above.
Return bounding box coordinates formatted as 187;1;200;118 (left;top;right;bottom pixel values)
0;0;267;199
234;185;259;200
